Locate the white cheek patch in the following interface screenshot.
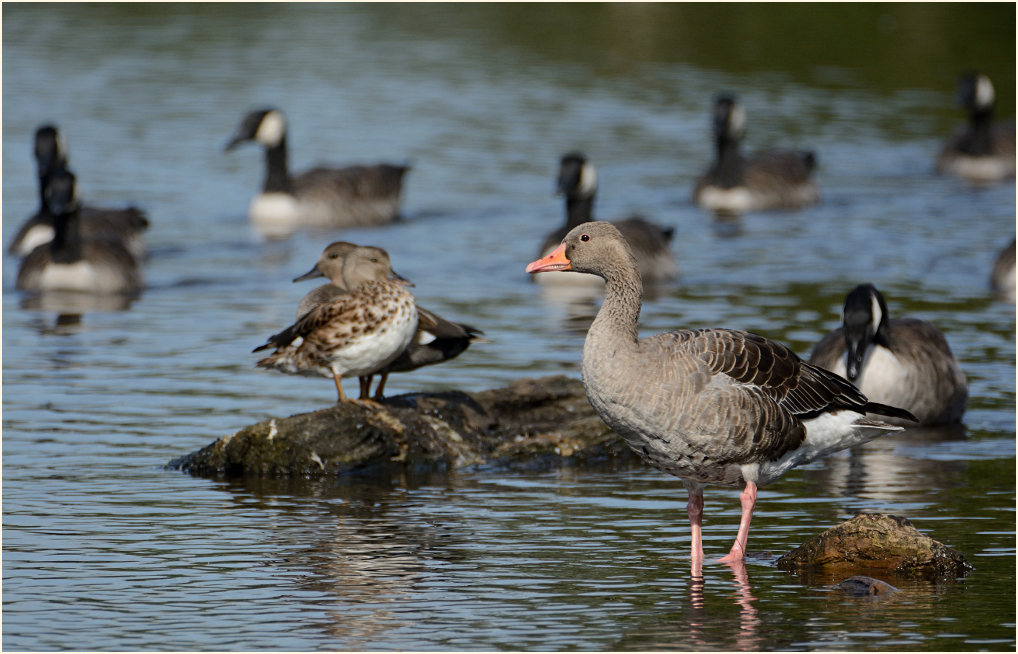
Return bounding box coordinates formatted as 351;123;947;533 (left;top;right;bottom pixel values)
577;161;598;197
869;292;882;335
728;105;747;137
975;74;995;109
255;110;287;147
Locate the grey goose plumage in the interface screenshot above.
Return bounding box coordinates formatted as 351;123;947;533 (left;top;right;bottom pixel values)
535;152;677;287
254;245;418;406
526;222;913;574
693;95;819;214
16;167;144;296
9;124;149;259
292;241;485;399
936;72;1016;183
226;108;409;235
809;284;968;426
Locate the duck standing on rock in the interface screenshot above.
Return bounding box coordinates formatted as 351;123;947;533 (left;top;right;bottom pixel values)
291;241;485;399
225;107;410;236
254;246;418;406
526;222;915;574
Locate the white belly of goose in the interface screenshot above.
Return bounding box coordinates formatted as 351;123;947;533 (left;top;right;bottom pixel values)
37;260;133;294
941;155;1016;182
248;192;301;237
695;185;758;213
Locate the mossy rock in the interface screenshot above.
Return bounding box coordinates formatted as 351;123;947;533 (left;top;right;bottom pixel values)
777;513;972;579
168;375;637;478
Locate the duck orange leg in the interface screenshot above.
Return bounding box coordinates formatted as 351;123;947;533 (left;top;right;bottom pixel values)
719;480;758;563
333;371;347;402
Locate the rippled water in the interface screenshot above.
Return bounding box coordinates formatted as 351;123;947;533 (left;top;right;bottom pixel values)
3;4;1015;651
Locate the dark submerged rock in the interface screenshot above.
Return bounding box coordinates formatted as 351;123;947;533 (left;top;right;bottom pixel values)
776;513;971;579
168;375;638;478
833;575;899;596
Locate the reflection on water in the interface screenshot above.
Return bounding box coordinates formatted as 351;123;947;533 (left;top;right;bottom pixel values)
19;290;141;333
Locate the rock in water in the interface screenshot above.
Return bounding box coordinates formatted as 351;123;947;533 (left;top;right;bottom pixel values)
776;513;971;578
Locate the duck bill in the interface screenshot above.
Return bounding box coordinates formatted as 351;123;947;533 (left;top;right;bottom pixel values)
526;243;572;273
390;269;414;287
293;265;324;283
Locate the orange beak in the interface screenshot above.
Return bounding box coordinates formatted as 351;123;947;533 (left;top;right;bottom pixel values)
525;243;571;273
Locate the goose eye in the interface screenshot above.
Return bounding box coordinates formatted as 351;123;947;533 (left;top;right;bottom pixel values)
580;233;590;242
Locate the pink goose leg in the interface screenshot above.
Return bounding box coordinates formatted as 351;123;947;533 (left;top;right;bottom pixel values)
719;481;758;563
685;481;705;576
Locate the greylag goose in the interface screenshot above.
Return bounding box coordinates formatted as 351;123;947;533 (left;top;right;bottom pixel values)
535;152;677;287
253;245;418;406
16;167;144;295
936;72;1016;182
292;241;485;399
526;222;914;572
225;108;410;235
9;124;149;259
991;237;1015;303
693;95;819;214
809;284;968;426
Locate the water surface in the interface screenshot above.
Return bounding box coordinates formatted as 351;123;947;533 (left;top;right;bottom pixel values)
3;4;1015;651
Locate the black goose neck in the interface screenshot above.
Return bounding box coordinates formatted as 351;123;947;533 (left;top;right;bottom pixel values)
711;137;744;187
564;194;595;230
961;108;996;156
49;209;83;263
263;136;292;193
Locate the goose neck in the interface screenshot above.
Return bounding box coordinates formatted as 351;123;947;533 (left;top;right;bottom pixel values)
589;263;643;345
263;137;292;193
564;194;595;230
49;210;83;263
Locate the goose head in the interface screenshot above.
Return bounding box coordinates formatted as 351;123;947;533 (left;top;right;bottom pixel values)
713;94;747;144
225;108;287;150
293;241;359;286
34;124;67;181
340;245;412;290
557;152;598;201
43;167;81;217
956;71;996;116
840;283;890;381
526;221;637;280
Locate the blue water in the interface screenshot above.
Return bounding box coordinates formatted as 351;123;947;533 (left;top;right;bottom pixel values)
3;4;1015;650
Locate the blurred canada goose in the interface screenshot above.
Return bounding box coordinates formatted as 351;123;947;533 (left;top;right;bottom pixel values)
535;152;677;287
254;246;418;406
526;222;913;573
293;241;485;399
809;284;967;426
225;108;410;233
693;95;819;213
9;124;149;258
991;237;1015;303
936;72;1016;182
16;167;144;295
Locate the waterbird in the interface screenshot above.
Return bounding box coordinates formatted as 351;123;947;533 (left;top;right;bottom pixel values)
534;152;677;287
225;108;410;235
253;245;418;406
9;124;149;259
16;167;144;296
526;222;914;573
692;95;819;214
292;241;485;399
936;71;1016;183
809;284;968;426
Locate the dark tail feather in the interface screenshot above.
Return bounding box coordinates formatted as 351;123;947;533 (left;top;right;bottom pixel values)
864;402;918;423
